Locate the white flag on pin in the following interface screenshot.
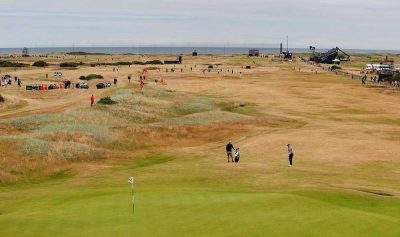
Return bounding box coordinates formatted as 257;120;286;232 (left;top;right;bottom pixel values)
128;177;134;184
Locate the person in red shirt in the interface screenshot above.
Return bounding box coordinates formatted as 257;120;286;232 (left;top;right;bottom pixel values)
90;95;94;106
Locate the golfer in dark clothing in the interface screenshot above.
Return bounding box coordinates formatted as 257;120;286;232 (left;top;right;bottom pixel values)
287;144;294;166
226;142;235;162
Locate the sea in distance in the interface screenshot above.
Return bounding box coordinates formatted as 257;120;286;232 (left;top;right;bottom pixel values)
0;47;399;55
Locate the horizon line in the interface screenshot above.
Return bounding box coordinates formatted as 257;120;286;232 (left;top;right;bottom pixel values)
0;46;400;52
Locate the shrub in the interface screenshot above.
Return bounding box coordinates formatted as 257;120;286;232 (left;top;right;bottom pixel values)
113;61;132;66
145;60;163;65
102;61;139;66
32;61;49;67
60;62;78;68
131;60;163;65
98;96;118;105
331;65;341;70
132;61;146;65
0;60;29;67
90;63;100;67
80;74;104;81
0;94;4;103
87;74;103;80
90;63;105;67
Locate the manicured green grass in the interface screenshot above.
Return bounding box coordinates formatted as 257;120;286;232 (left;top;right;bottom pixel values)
1;155;400;237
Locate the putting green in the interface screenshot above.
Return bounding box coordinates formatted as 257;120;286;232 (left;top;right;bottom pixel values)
1;156;400;237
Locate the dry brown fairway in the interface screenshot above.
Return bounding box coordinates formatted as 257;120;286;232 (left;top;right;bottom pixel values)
164;59;400;194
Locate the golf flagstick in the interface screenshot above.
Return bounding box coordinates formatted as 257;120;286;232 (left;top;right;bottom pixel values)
128;177;135;215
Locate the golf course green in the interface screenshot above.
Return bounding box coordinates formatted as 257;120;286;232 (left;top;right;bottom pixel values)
1;154;400;237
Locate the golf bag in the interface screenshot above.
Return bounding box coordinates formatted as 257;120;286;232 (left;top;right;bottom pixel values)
234;148;240;163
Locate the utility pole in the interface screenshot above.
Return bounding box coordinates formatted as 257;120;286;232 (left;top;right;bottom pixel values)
286;35;289;53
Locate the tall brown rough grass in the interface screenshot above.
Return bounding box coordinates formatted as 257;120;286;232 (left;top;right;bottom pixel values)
0;84;280;184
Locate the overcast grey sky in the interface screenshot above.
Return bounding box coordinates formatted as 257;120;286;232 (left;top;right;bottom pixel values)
0;0;399;49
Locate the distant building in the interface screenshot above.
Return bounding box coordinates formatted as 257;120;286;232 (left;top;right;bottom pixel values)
249;49;260;57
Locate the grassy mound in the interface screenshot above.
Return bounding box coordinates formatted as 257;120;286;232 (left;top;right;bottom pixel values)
132;60;163;65
102;60;164;66
32;61;49;67
132;61;146;65
0;61;29;67
145;60;163;65
80;74;104;80
60;62;78;68
92;61;164;66
112;62;132;66
98;96;118;105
